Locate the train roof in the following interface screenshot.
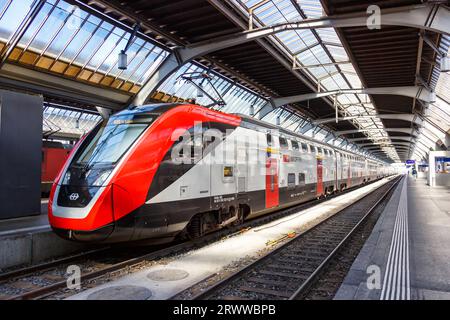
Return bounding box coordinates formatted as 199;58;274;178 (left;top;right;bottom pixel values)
118;104;384;164
118;103;183;117
236;113;383;163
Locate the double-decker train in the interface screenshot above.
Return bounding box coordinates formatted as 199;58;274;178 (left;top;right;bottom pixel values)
48;103;393;244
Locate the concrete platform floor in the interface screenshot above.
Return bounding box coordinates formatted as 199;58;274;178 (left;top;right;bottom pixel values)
0;199;49;237
335;176;450;300
0;200;86;270
66;177;394;300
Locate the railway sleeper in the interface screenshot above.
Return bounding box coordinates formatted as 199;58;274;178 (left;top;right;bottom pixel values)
258;270;308;280
245;277;294;288
239;286;292;299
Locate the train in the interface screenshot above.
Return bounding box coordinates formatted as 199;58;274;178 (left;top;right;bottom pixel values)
41;141;73;196
48;103;393;244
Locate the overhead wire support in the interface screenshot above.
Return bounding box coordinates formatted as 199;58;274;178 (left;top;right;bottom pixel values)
178;71;226;108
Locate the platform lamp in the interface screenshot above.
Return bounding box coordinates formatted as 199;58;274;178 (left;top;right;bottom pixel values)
197;83;204;98
118;50;127;70
249;105;255;117
118;23;140;70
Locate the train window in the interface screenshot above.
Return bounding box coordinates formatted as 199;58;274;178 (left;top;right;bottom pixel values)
298;173;306;187
288;173;296;188
76;122;148;165
301;143;308;152
266;133;272;146
279;137;288;149
291;140;300;151
203;126;220;151
223;166;234;177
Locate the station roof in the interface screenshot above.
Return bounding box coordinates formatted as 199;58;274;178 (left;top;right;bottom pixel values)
0;0;449;162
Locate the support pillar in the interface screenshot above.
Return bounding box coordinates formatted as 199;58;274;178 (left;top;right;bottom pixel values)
0;90;43;219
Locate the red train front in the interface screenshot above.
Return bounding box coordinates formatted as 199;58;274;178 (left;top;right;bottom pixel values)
48;103;240;244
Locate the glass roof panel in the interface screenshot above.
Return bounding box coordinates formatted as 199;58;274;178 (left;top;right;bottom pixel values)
43;103;102;138
317;29;341;46
435;68;450;103
1;0;169;93
232;0;397;161
0;0;35;41
411;47;450;160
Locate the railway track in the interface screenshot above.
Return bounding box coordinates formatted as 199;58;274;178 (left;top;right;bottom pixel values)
0;177;390;300
188;176;402;300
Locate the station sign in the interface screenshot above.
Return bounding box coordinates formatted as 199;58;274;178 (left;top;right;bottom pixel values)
405;160;415;165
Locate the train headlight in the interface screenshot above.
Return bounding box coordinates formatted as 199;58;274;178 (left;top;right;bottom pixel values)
62;171;71;185
92;169;113;187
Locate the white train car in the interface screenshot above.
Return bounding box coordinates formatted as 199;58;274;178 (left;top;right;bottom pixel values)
49;104;392;243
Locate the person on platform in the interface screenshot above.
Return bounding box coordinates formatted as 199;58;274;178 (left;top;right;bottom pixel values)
412;167;417;180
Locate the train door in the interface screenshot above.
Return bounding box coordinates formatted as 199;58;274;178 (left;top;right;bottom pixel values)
334;151;339;190
265;133;279;208
193;122;211;202
236;142;249;195
210;124;236;210
316;154;324;196
347;157;351;188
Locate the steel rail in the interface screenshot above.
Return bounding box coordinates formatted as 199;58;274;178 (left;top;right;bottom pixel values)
189;175;402;300
288;175;402;300
0;247;109;283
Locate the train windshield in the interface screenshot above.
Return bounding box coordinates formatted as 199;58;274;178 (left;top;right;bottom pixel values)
74;114;157;167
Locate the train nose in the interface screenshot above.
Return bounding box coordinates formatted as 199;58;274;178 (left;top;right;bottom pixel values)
49;183;116;242
52;223;114;242
57;185;101;208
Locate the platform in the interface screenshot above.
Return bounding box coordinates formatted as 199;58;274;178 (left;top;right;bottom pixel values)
335;175;450;300
0;200;49;237
0;200;87;271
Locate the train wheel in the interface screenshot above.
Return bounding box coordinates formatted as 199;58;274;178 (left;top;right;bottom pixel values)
186;214;203;239
233;207;244;226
